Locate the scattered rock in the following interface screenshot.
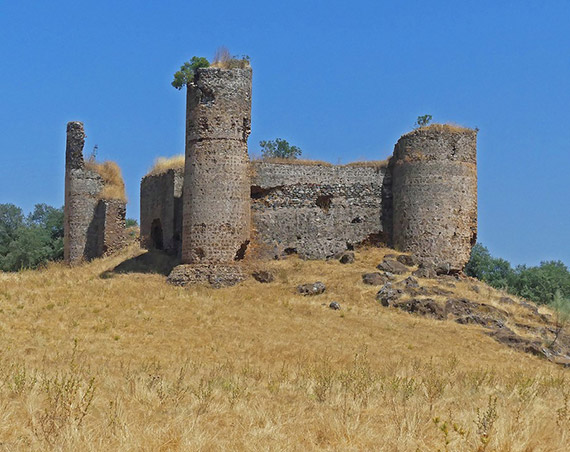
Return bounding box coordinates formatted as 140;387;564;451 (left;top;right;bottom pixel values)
329;301;341;310
376;282;403;307
252;270;275;283
412;264;437;279
405;286;432;297
430;287;454;296
400;276;419;288
392;298;445;320
470;284;480;293
397;254;419;267
383;253;397;259
445;298;508;329
362;272;389;286
377;259;409;275
339;252;355;264
487;329;547;358
384;272;396;280
297;281;326;296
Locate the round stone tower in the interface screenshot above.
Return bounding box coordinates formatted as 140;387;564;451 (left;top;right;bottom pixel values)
169;66;252;286
391;125;477;272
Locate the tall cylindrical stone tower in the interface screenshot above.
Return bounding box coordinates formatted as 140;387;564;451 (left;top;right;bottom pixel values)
391;125;477;272
169;66;252;286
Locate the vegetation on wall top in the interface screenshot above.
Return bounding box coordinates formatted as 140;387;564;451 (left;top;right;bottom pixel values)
146;155;185;176
171;56;211;90
85;160;127;202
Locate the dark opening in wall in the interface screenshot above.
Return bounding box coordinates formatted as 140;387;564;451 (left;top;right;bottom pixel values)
251;185;280;199
234;240;250;261
284;247;297;255
150;219;164;250
316;195;332;212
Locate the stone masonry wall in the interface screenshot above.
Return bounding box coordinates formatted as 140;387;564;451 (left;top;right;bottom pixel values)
181;67;252;265
140;168;183;254
101;199;127;255
64;121;127;264
64;122;104;264
391;126;477;271
250;162;387;259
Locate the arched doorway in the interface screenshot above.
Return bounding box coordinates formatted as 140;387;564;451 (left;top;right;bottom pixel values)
150;218;164;250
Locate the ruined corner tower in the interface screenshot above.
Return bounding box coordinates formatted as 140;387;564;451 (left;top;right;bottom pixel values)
390;125;478;272
64;121;127;265
168;66;253;286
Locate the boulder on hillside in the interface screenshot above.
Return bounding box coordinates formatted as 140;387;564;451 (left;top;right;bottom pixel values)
392;298;445;320
297;281;326;296
252;270;275;283
362;272;389;286
397;254;419;267
339;251;355;264
377;259;408;275
376;282;403;306
412;263;437;279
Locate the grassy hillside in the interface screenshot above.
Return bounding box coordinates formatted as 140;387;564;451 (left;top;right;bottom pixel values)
0;245;568;451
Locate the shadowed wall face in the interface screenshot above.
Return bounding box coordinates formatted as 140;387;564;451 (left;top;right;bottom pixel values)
181;67;252;265
64;122;104;264
140;168;183;254
391;127;477;271
64;121;127;264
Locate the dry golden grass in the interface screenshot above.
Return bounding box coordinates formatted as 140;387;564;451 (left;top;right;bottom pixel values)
404;123;476;137
146;155;185;177
85;160;127;202
0;245;568;451
210;47;250;70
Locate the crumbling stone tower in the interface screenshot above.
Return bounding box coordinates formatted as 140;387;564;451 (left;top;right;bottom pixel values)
168;66;252;286
390;125;477;272
64;121;127;265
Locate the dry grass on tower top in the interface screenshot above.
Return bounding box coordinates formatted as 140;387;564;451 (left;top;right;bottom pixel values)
0;244;567;450
85;160;127;202
145;154;185;176
402;123;477;138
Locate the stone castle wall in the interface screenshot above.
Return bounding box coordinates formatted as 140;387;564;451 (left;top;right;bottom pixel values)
140;168;183;254
250;162;387;259
64;121;127;265
391;126;477;271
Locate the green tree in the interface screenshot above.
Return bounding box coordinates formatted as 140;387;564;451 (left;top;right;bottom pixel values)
0;204;25;266
171;56;210;90
416;114;432;128
548;290;570;348
126;218;138;228
511;261;570;304
466;243;570;305
260;138;302;160
465;243;514;289
0;203;64;271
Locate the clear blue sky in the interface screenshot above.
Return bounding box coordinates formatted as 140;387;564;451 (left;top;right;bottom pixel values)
0;0;568;266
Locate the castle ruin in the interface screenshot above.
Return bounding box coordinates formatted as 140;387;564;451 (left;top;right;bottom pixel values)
64;63;478;282
140;64;478;286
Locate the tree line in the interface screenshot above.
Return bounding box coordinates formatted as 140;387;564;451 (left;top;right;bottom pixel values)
0;203;64;271
465;243;570;305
